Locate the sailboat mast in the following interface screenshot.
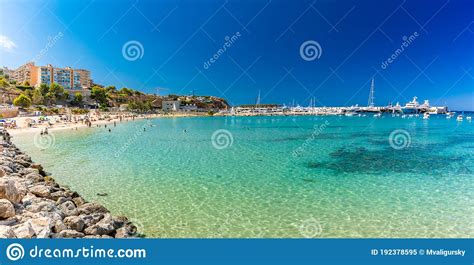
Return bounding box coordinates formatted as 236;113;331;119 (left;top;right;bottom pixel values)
368;78;375;107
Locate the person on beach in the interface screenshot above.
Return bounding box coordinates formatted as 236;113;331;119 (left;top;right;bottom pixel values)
44;128;48;135
114;121;116;127
109;129;111;132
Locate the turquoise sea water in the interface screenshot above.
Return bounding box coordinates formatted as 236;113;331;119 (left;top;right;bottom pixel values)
12;115;474;238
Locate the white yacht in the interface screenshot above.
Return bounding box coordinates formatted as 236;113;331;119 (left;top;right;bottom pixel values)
423;113;430;119
456;115;463;122
402;97;420;114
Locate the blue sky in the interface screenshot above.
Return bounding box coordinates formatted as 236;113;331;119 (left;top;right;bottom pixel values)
0;0;473;110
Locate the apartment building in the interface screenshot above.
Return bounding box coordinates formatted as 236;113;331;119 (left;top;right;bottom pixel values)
10;62;92;96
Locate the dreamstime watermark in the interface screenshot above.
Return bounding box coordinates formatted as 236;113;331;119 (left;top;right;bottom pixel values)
292;120;330;158
6;243;24;261
388;129;411;150
114;121;152;158
203;32;241;70
32;32;64;62
5;243;146;260
299;40;322;61
211;129;233;150
33;131;55;150
122;40;144;61
381;32;419;69
298;217;322;238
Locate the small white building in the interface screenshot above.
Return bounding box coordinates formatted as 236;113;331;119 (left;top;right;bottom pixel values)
180;104;198;112
162;100;181;112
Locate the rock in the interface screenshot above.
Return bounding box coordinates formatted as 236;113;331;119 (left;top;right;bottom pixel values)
53;220;67;233
24;172;43;182
64;216;84;232
50;191;67;201
28;217;53;238
59;201;78;216
14;222;35;238
0;178;26;203
56;197;71;205
0;225;16;238
0;199;15;219
29;185;51;198
0;167;5;177
84;215;115;236
84;223;114;236
14;158;31;167
58;229;84;238
84;235;102;238
77;203;109;215
115;226;136;238
81;213;105;227
0;165;13;174
30;164;45;175
26;201;58;213
72;197;86;207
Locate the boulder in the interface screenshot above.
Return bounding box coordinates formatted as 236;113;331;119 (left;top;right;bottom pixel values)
53;220;67;233
59;201;78;216
50;191;67;201
0;199;15;219
0;225;16;238
30;164;45;175
26;201;58;213
77;203;109;215
58;229;84;238
72;197;86;207
81;213;105;227
84;223;114;236
29;185;51;198
28;217;53;238
14;222;35;238
0;178;26;203
64;216;85;232
115;226;136;238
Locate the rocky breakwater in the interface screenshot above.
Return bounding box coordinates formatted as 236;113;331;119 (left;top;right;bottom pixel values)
0;131;138;238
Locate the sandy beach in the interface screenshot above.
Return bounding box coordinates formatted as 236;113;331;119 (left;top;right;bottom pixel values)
5;112;209;135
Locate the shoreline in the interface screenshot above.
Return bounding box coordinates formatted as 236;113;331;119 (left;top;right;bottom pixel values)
0;130;138;238
6;112;210;136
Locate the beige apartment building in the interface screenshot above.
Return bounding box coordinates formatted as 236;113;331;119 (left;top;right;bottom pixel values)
10;62;92;96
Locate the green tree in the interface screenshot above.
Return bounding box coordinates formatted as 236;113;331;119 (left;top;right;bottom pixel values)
32;89;44;105
0;77;9;88
106;86;116;92
91;86;108;107
64;90;70;101
49;83;64;97
13;94;32;108
39;83;49;96
73;92;83;105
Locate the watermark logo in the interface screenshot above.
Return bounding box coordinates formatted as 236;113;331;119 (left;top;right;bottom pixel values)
203;32;241;70
292;120;329;158
381;32;419;70
298;217;322;238
6;243;25;261
33;131;55;150
211;129;233;150
299;40;322;61
122;40;144;61
32;31;64;62
388;129;411;150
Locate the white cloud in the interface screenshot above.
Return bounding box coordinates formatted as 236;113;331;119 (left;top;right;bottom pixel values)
0;35;17;52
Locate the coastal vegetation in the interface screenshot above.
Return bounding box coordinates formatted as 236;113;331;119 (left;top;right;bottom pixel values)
0;69;229;114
